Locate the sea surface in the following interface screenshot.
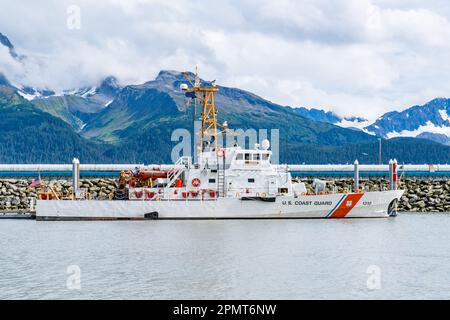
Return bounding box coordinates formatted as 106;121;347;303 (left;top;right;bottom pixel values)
0;214;450;299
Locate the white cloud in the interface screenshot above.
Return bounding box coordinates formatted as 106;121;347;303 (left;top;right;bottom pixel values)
0;46;24;85
1;0;450;119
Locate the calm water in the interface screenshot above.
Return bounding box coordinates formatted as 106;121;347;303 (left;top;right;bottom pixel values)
1;214;450;299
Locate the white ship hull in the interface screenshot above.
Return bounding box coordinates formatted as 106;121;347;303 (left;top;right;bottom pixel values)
36;190;403;220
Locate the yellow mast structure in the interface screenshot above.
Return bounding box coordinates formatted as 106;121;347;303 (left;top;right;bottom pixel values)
182;69;220;154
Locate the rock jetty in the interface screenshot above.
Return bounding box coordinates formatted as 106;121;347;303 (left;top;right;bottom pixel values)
0;178;117;211
0;177;449;212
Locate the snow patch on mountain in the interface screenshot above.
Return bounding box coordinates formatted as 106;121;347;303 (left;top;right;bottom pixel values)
439;109;449;122
337;118;373;129
17;90;39;100
80;87;97;98
337;118;376;135
291;107;371;132
80;122;87;131
386;121;450;139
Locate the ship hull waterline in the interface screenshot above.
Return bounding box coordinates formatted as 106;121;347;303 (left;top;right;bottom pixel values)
36;190;404;220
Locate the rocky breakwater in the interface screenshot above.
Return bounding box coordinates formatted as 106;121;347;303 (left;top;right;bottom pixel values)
1;177;450;213
79;179;118;199
398;178;450;212
0;179;35;211
0;178;118;211
298;177;450;213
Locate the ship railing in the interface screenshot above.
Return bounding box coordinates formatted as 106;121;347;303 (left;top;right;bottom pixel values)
164;156;191;197
226;187;280;198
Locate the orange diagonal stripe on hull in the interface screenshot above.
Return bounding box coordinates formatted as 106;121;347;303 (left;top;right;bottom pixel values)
330;193;364;218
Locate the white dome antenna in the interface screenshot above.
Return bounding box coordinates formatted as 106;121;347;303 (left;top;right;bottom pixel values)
180;83;189;91
261;139;270;150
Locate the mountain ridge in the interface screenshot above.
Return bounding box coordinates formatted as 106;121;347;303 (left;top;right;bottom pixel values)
1;32;450;163
80;70;378;148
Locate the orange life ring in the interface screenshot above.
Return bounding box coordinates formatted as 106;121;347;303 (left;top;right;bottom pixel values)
134;190;143;198
192;178;201;187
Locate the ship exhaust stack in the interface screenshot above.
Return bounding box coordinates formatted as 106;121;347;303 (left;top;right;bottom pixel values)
393;159;398;190
389;159;398;190
72;158;80;198
354;160;359;192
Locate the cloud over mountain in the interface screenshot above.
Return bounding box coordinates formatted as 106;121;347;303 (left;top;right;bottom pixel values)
2;0;450;119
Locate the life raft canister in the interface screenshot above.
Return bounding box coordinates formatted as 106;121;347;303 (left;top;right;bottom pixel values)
192;178;201;187
145;190;155;199
190;190;199;197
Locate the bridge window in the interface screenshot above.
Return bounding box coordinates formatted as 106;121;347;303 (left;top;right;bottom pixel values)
245;153;251;160
236;153;243;160
209;178;216;183
262;153;269;160
253;153;260;160
248;178;255;183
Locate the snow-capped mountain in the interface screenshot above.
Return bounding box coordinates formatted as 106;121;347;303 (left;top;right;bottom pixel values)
16;86;55;100
292;99;450;145
291;107;371;132
61;76;122;104
365;98;450;145
28;76;123;132
1;32;121;105
15;76;122;103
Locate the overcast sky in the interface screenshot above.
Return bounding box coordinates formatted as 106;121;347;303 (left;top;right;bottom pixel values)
1;0;450;119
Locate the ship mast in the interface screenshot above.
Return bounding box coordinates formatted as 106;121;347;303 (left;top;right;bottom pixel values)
181;69;220;156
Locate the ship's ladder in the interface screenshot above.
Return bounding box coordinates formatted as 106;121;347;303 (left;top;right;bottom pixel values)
217;163;225;197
